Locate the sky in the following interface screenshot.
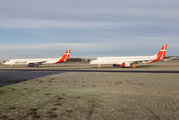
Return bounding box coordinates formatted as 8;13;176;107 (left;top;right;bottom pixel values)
0;0;179;61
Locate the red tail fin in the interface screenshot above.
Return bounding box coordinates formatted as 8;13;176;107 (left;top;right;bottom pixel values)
53;49;71;64
156;44;167;58
150;44;167;63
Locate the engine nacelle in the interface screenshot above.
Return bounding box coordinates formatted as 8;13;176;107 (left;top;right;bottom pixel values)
122;62;131;67
113;64;120;67
27;63;36;67
113;64;117;67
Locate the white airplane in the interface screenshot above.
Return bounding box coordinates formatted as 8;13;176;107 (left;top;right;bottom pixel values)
90;44;170;68
3;49;71;67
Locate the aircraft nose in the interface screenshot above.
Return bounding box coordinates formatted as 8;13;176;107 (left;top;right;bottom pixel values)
90;61;94;64
3;61;8;65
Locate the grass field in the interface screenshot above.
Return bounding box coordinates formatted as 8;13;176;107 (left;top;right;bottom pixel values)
1;69;179;120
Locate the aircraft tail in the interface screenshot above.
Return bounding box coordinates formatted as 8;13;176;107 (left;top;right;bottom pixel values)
52;49;71;64
156;44;167;58
150;44;167;63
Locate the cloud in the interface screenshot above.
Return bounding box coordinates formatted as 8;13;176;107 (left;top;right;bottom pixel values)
0;0;179;60
0;41;178;61
1;0;179;22
0;19;132;29
0;42;126;52
0;42;124;60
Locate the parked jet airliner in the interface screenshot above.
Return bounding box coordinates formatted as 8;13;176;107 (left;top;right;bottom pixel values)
90;44;170;68
3;49;71;67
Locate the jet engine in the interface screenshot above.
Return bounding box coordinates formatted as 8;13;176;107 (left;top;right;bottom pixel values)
121;62;131;67
113;64;120;67
27;63;36;67
113;64;117;67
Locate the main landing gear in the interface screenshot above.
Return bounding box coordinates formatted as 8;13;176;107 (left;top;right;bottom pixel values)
113;64;136;68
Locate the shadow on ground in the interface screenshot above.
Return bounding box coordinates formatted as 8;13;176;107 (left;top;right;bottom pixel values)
0;71;63;87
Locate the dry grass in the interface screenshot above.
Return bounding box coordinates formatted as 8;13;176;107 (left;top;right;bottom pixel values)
1;63;179;119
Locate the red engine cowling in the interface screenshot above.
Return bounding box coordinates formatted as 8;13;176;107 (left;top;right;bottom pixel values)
121;62;131;67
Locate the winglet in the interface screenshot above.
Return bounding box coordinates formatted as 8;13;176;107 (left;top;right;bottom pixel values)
52;49;71;64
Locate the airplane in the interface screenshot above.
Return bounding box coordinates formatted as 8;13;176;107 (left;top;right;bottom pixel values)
3;49;71;67
90;44;172;68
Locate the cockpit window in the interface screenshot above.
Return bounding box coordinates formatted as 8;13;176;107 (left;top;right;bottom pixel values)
93;58;99;60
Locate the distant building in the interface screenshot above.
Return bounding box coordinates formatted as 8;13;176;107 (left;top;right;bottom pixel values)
172;56;179;60
67;58;91;62
163;56;178;61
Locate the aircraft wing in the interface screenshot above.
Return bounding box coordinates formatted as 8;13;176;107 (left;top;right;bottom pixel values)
127;59;154;65
162;56;176;59
128;56;175;64
116;60;151;66
34;61;47;65
130;60;149;64
27;61;47;67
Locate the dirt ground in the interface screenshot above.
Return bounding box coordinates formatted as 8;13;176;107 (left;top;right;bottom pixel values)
0;68;179;120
